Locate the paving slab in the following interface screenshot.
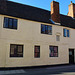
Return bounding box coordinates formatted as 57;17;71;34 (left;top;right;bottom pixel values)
0;69;26;75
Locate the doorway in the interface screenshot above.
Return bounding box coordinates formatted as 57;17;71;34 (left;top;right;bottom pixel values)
69;49;74;64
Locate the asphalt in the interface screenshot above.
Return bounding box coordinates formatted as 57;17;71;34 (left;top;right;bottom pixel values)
0;64;75;75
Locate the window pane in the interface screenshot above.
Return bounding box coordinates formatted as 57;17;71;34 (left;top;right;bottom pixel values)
54;53;58;57
4;17;8;28
54;47;58;53
48;26;52;35
37;52;40;57
63;29;67;37
9;18;13;28
41;24;45;34
35;53;38;57
50;46;53;50
35;53;40;57
10;45;15;55
50;46;54;57
17;45;23;57
45;25;48;34
17;45;23;53
50;52;54;57
67;30;69;37
10;44;17;57
35;46;40;52
13;19;17;29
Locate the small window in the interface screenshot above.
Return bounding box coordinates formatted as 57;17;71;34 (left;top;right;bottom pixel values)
10;44;23;57
56;35;60;41
4;17;17;29
49;46;58;57
63;29;70;37
41;24;52;35
34;46;40;58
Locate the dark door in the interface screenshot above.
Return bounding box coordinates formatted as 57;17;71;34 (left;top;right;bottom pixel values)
69;49;74;64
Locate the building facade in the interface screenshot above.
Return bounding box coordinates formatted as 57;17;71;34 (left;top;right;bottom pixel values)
0;0;75;67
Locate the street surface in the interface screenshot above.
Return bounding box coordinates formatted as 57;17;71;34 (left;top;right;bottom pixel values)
0;64;75;75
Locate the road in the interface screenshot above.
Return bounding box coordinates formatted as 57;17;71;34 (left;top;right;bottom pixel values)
0;64;75;75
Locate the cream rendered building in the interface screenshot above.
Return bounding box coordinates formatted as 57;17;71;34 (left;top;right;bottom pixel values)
0;0;75;68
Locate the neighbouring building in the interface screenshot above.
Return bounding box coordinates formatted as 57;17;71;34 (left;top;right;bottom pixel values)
0;0;75;68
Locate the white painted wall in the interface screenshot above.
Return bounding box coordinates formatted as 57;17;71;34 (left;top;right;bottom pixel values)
0;15;75;67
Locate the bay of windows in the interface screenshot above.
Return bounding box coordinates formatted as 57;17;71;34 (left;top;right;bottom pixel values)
41;24;52;35
4;17;17;29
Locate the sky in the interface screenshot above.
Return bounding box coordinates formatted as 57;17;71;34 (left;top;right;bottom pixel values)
9;0;75;15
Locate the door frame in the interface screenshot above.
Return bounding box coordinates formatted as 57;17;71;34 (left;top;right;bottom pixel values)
69;49;75;64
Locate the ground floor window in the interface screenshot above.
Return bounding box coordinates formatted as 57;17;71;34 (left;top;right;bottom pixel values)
10;44;23;57
34;46;40;58
49;46;58;57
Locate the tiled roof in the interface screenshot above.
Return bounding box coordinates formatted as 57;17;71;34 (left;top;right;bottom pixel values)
0;1;75;29
60;14;75;29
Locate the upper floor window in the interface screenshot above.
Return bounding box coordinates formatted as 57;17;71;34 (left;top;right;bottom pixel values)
41;24;52;35
10;44;23;57
63;29;70;37
4;17;17;29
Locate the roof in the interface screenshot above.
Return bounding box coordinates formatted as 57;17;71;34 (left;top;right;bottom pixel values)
60;14;75;29
0;1;75;29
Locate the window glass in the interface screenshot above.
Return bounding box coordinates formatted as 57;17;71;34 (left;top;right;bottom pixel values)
48;26;52;35
13;19;17;29
10;44;17;57
17;45;23;56
54;47;58;57
9;18;13;28
4;17;8;28
41;24;45;34
10;45;16;55
63;29;67;37
45;25;48;34
67;30;69;37
17;45;23;53
49;46;58;57
50;46;54;57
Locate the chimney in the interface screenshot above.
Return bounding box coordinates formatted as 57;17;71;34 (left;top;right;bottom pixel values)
68;1;75;18
51;1;60;23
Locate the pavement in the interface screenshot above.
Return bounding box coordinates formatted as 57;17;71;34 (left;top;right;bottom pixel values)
0;64;75;75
